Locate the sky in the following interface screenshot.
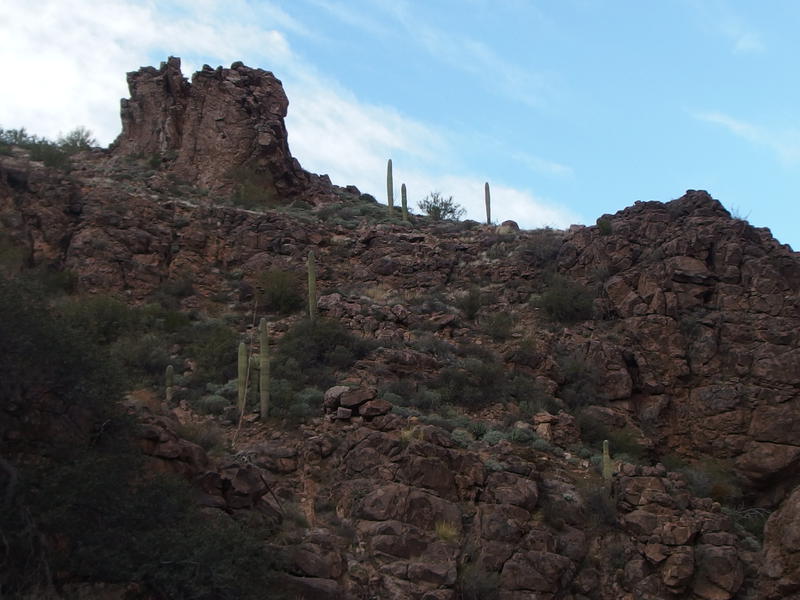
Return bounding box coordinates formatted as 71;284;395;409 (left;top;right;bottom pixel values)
1;1;799;249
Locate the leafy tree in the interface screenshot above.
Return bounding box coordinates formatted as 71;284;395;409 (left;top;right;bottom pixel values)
57;126;96;153
418;192;465;221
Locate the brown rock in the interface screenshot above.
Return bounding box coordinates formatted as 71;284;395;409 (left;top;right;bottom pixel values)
340;387;377;409
114;57;325;200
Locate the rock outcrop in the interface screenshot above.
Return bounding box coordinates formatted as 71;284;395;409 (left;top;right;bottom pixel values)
561;191;800;495
113;57;331;200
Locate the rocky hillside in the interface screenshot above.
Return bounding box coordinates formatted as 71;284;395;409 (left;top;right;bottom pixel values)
1;58;799;600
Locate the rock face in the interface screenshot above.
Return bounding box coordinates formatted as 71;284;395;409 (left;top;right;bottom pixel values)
113;57;324;199
561;191;800;492
761;485;800;599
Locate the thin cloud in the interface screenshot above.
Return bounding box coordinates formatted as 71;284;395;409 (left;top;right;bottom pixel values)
694;111;800;166
317;0;551;108
688;1;766;54
511;152;574;177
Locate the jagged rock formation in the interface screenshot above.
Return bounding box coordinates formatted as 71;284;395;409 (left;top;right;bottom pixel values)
113;57;333;201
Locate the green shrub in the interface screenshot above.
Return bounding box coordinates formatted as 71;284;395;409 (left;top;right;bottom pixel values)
187;320;240;385
255;268;303;314
537;275;594;323
111;332;171;383
418;192;465;221
482;430;508;446
596;217;613;236
454;287;482;320
482;312;514;340
516;228;563;267
272;318;372;391
556;353;599;411
0;277;122;420
451;428;474;448
229;166;278;209
195;394;229;415
679;459;743;505
60;294;140;344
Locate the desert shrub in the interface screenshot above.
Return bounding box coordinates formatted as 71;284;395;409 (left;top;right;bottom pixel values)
537;275;594;323
434;520;459;542
111;332;172;383
516;228;563;267
59;294;140;344
579;481;618;528
186;320;240;385
255;268;303;314
57;126;96;153
195;394;229;415
596;217;613;236
175;421;225;453
435;357;504;409
576;411;611;447
451;428;474;448
7;453;279;598
454;286;482;320
229;166;278;209
482;312;514;340
723;506;771;541
482;430;508;446
409;386;442;411
457;564;500;600
679;459;743;505
556;352;599;411
509;427;536;444
0;277;122;420
418;192;465;221
607;427;648;463
269;379;325;423
272;318;372;391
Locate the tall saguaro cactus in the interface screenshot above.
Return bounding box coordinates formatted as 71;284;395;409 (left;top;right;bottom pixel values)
259;318;270;420
237;341;247;414
165;364;174;404
602;439;613;486
401;183;409;222
484;182;491;225
307;250;317;321
386;159;394;217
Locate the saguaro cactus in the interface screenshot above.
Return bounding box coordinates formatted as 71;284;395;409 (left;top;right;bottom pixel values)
602;439;613;485
401;183;409;222
237;341;247;414
259;318;270;420
165;364;174;403
307;250;317;321
484;182;491;225
386;159;394;217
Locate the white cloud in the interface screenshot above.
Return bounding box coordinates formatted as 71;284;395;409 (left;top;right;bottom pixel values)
0;0;575;230
693;111;800;166
721;21;764;54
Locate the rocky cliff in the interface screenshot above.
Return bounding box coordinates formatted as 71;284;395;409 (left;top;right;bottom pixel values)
1;59;800;600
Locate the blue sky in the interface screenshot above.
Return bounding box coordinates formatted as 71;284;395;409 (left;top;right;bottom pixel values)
2;1;799;248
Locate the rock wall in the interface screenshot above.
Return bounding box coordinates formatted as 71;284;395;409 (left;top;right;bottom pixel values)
560;190;800;494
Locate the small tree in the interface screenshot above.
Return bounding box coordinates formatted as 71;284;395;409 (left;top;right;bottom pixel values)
418;192;465;221
57;126;96;153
